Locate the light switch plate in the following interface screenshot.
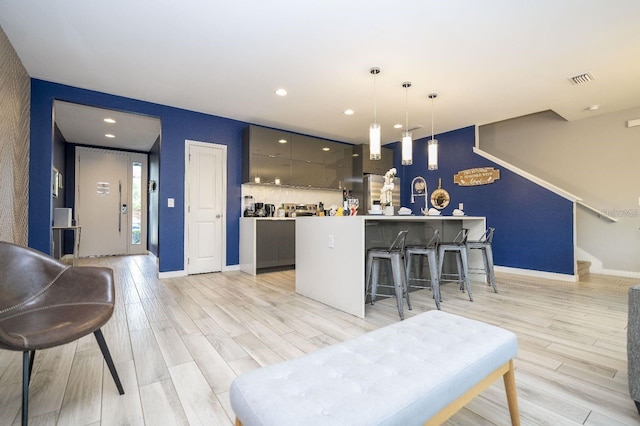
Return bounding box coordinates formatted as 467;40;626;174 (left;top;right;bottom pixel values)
328;234;335;248
168;198;175;208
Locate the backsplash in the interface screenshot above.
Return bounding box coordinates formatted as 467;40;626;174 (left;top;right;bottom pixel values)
241;184;343;215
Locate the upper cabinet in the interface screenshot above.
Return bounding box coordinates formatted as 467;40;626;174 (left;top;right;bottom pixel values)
352;144;393;176
243;125;352;190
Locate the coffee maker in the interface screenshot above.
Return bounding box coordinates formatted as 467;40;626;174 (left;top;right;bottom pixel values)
243;195;255;217
265;204;275;217
254;202;266;217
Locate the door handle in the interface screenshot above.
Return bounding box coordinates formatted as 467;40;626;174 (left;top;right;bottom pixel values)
216;214;222;219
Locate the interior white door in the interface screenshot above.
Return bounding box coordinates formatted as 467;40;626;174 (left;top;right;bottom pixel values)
187;143;224;274
76;147;129;256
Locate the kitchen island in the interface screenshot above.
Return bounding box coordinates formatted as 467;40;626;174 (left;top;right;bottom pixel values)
295;215;486;318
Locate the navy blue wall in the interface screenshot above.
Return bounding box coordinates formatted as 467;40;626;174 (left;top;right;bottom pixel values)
391;126;575;275
30;80;574;276
30;79;246;272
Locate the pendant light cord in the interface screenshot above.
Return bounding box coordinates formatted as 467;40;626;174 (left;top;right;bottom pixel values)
401;82;412;133
373;73;377;123
429;93;437;141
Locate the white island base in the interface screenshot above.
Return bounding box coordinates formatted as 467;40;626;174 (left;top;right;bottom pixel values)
295;215;486;318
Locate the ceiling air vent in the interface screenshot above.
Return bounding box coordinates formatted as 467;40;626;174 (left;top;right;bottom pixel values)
568;73;594;85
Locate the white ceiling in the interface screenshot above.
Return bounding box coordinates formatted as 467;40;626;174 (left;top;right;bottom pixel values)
2;1;640;147
54;101;160;151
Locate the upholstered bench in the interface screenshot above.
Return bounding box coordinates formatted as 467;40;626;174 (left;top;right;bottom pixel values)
230;310;519;425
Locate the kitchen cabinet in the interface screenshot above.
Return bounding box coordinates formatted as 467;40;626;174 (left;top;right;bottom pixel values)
243;125;353;190
324;142;353;189
243;126;291;185
290;159;325;188
256;219;295;271
352;144;393;176
240;218;296;275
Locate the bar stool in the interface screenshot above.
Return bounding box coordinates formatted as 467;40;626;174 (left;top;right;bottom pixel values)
467;227;498;293
405;229;441;309
365;230;411;320
438;228;473;302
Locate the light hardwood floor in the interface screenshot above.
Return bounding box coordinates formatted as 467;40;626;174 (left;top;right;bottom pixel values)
1;254;638;425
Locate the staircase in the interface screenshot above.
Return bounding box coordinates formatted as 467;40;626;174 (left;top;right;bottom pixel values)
577;260;591;280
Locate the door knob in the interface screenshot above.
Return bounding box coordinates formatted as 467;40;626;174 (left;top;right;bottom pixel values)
216;214;221;218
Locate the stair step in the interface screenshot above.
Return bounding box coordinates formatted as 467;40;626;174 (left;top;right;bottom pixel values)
577;260;591;278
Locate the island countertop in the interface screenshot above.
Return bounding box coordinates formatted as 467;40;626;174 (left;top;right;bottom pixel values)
295;215;487;318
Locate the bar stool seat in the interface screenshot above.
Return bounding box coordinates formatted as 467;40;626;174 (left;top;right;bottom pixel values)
366;230;411;320
438;228;473;302
405;229;441;309
467;227;498;293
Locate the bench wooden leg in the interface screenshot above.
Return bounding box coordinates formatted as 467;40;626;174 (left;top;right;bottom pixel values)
503;360;520;426
235;418;243;426
425;359;519;426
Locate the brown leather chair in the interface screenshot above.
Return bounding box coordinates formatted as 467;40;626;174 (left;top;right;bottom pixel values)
0;241;124;425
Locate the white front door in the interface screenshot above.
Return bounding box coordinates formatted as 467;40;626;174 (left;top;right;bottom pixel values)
76;147;148;257
186;141;226;274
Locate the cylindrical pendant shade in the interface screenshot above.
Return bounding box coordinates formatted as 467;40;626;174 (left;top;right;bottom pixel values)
402;131;412;165
428;138;438;170
369;123;381;160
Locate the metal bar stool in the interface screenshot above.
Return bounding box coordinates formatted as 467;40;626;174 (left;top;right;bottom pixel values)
438;228;473;302
366;230;411;320
405;229;441;309
467;227;498;293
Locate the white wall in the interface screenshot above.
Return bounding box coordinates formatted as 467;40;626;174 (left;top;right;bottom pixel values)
479;108;640;275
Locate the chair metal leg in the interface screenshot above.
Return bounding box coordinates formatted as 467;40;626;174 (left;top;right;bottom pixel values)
22;351;30;426
485;246;498;293
365;253;373;304
94;329;125;395
459;247;473;302
28;350;35;384
390;254;405;320
405;251;413;284
455;252;465;291
427;252;441;310
371;258;380;305
398;255;411;312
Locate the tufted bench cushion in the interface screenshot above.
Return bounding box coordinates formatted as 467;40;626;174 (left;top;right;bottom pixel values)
230;310;519;425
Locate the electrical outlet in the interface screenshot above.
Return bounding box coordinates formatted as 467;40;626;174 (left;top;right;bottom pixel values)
328;234;335;248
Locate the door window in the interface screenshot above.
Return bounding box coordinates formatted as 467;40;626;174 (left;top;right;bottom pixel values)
131;162;142;245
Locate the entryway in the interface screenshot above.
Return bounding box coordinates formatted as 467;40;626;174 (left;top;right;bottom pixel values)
75;146;148;257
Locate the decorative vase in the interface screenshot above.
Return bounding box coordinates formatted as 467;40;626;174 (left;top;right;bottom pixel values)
384;205;394;216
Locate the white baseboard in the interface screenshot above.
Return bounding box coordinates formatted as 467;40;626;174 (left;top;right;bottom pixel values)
494;266;577;282
223;264;240;272
158;270;187;279
592;268;640;279
158;264;240;278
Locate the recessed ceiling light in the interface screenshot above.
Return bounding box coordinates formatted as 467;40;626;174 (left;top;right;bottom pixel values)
105;134;115;138
588;104;600;111
104;118;116;124
353;153;360;157
322;147;330;152
278;139;288;144
393;124;403;129
275;88;287;96
344;109;354;115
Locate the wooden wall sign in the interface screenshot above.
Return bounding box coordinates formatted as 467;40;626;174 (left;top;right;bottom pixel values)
454;167;500;186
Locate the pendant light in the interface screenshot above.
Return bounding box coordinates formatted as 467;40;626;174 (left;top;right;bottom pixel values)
428;93;438;170
369;67;381;160
401;81;413;166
